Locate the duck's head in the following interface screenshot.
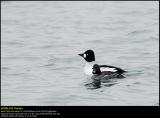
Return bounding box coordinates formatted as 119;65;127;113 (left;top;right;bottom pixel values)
92;64;101;74
78;50;95;62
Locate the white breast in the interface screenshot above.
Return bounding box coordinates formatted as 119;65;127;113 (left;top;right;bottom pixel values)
84;62;94;75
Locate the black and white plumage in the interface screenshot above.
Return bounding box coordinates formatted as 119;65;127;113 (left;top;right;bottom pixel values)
92;64;125;80
78;50;126;75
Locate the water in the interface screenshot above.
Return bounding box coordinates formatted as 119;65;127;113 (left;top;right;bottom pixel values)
1;1;159;106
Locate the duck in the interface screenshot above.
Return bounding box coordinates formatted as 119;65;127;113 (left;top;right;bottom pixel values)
78;49;126;75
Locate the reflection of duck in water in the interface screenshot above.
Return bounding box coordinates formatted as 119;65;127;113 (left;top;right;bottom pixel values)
92;64;125;80
85;64;125;89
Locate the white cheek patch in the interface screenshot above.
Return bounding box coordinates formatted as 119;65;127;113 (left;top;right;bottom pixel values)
84;54;86;58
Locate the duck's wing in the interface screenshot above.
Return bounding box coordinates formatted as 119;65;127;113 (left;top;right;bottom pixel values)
99;65;126;73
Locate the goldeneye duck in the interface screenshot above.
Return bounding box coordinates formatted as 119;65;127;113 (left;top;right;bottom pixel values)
78;50;126;75
92;64;125;80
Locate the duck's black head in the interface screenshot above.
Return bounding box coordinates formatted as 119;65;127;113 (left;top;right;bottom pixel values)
78;50;95;62
92;64;101;74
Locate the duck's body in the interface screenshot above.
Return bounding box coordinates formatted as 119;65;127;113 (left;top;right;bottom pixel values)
84;62;125;75
91;64;125;80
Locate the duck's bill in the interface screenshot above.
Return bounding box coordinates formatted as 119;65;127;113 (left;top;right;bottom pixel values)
78;53;84;57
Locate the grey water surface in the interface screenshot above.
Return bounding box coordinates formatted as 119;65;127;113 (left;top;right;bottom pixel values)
1;1;159;106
